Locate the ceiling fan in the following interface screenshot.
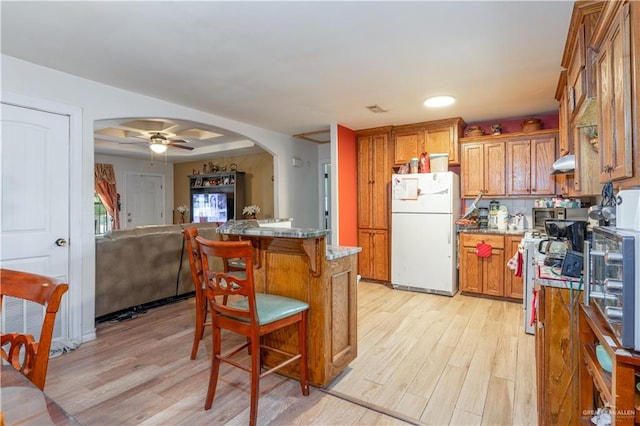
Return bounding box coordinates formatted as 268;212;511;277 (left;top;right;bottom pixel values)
147;133;193;153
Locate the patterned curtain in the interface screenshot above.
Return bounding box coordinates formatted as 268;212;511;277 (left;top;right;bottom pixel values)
94;163;120;230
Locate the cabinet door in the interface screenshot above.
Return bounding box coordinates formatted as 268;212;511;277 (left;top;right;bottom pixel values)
459;245;482;294
484;143;506;196
531;137;557;195
425;126;457;164
357;229;388;281
482;248;505;297
370;134;390;229
370;230;389;281
357;136;373;229
567;22;586;118
558;84;571;156
535;285;546;423
504;237;523;299
505;140;532;195
539;287;581;424
357;229;373;279
394;130;422;165
461;143;485;197
598;4;633;182
357;133;390;230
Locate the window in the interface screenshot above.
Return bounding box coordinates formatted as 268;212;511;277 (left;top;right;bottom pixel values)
94;194;112;235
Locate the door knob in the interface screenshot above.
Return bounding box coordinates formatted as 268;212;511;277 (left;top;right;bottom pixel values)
55;238;67;247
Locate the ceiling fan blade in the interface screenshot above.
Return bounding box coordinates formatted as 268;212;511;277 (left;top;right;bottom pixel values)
169;139;188;144
169;143;194;151
117;141;147;146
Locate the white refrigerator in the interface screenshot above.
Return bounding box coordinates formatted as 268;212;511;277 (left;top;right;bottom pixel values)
391;172;460;296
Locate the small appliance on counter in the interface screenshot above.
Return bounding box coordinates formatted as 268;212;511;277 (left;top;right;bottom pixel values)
489;200;499;228
585;226;640;351
478;207;489;228
537;219;587;267
532;207;589;229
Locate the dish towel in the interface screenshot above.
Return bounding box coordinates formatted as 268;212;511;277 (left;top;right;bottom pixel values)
506;243;525;277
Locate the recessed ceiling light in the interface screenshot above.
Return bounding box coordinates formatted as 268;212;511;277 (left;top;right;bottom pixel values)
424;96;456;108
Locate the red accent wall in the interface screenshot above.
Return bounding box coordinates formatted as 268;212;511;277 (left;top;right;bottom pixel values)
337;125;358;247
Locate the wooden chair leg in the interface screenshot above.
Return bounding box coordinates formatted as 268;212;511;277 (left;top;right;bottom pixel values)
299;311;309;396
205;326;222;410
190;300;207;360
249;335;261;426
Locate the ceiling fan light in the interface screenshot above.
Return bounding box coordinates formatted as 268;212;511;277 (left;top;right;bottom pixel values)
424;95;456;108
149;143;168;154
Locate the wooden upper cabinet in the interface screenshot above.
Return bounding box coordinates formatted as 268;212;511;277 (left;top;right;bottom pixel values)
357;128;391;230
555;70;571;156
562;2;602;122
392;117;465;166
596;2;634;184
424;118;465;165
506;135;558;196
461;141;505;197
393;129;423;165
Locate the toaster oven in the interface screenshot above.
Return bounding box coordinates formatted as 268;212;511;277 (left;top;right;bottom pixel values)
585;226;640;351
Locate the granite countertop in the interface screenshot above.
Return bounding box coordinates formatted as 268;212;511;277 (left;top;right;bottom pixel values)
326;245;362;260
217;219;330;238
459;228;527;236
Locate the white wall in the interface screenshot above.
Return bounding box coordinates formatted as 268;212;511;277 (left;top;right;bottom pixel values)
2;54;320;341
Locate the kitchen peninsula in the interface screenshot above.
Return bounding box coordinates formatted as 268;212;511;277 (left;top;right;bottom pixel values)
216;220;361;387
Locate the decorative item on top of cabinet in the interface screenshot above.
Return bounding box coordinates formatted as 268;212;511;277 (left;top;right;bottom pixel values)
593;1;638;187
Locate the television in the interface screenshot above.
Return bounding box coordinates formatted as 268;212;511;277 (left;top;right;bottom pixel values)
191;192;229;223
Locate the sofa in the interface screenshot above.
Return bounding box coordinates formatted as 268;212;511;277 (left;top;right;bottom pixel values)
95;223;220;319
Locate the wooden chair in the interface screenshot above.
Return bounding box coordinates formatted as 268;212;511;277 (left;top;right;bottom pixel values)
0;268;69;390
195;237;309;426
183;226;209;360
183;226;247;359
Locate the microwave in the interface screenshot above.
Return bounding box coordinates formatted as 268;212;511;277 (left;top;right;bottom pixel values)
585;226;640;351
532;207;588;229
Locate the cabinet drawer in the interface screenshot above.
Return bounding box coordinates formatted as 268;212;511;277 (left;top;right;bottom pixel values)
460;233;504;249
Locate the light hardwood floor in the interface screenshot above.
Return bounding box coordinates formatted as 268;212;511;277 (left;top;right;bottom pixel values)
45;281;536;425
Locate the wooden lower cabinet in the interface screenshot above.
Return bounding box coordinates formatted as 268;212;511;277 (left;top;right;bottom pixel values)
535;284;581;425
249;235;358;387
504;236;524;299
357;228;389;282
459;233;505;297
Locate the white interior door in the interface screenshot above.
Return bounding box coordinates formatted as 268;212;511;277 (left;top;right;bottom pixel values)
1;103;70;339
125;173;164;228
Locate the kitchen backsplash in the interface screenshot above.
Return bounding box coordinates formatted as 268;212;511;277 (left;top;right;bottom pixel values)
462;198;589;230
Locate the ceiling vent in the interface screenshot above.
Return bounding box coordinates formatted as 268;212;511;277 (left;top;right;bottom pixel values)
366;104;387;113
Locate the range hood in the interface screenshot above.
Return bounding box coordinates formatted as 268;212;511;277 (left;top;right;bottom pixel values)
551;154;575;175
